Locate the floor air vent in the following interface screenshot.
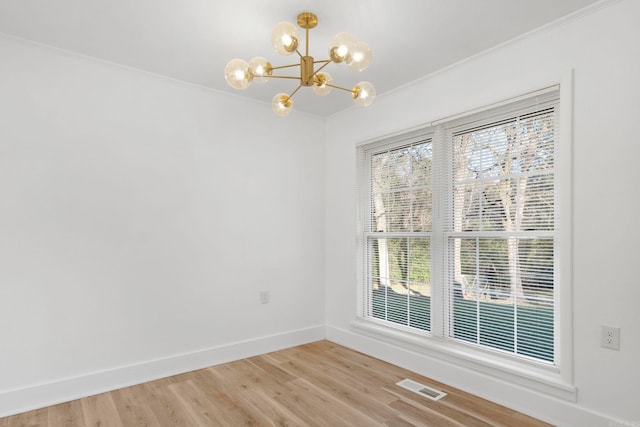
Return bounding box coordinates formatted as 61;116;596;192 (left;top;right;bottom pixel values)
396;379;447;401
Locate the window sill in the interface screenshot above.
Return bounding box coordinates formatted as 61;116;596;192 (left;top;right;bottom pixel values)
351;318;577;401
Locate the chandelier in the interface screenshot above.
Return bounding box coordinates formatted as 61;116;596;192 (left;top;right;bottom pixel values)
224;12;375;116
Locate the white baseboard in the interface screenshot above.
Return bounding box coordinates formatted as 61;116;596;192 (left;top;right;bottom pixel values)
0;325;325;418
325;325;619;427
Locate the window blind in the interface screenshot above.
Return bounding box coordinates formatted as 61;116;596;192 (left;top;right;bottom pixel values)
363;138;433;332
443;99;558;363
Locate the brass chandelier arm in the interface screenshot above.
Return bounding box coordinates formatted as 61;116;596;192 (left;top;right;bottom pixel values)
263;75;302;80
269;63;300;71
310;60;331;79
326;83;356;94
287;83;303;101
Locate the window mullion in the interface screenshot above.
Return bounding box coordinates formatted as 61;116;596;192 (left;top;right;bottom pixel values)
430;126;446;338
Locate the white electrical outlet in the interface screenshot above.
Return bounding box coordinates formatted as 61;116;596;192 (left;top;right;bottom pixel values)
601;326;620;350
260;290;270;304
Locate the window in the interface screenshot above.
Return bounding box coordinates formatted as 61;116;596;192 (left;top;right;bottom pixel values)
359;88;566;371
447;107;556;362
365;136;434;332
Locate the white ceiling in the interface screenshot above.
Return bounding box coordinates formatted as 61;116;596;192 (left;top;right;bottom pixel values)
0;0;600;116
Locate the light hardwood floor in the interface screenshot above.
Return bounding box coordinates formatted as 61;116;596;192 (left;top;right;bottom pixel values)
0;340;552;426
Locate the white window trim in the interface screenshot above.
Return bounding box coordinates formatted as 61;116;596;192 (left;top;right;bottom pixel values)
354;71;574;400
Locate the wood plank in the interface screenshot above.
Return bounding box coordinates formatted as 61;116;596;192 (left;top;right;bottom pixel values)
244;354;297;384
135;381;198;427
383;414;419;427
166;379;230;427
81;393;124;427
235;386;312;426
273;377;379;427
2;407;48;427
110;385;162;427
388;398;467;427
266;351;398;421
47;400;84;427
189;367;264;426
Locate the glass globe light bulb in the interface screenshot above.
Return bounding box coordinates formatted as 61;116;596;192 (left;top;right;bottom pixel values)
312;72;333;96
352;81;376;107
328;32;357;63
224;59;252;90
248;56;272;84
346;41;372;72
272;93;293;116
271;22;300;56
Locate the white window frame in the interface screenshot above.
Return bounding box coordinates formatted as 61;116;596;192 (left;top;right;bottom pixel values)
354;74;574;400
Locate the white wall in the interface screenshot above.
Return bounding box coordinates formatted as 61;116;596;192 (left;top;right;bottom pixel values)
0;35;325;416
325;0;639;425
